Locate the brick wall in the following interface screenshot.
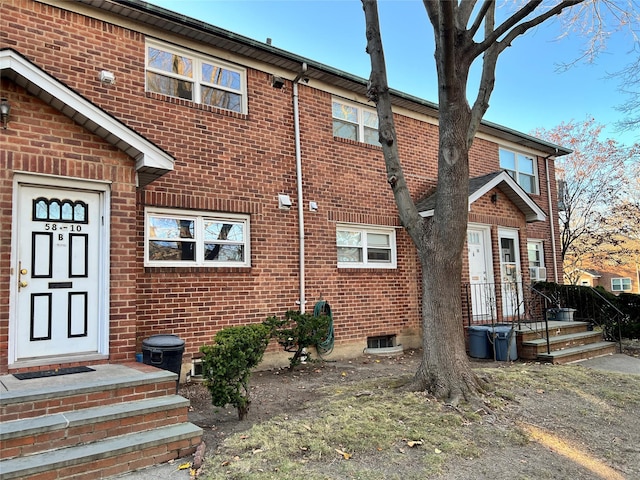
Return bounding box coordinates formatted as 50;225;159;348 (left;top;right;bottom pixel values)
0;0;563;370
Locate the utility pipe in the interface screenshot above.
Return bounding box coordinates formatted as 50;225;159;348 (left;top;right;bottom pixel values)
545;154;560;283
292;63;308;312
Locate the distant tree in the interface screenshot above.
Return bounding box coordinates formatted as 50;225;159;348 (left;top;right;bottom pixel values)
361;1;638;403
532;118;639;279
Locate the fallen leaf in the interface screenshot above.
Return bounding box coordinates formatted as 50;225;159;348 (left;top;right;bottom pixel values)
407;440;423;448
253;449;263;454
178;462;191;470
434;448;442;454
335;448;352;459
536;389;545;394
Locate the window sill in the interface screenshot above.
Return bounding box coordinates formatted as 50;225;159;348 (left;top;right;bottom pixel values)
146;92;248;120
333;136;382;150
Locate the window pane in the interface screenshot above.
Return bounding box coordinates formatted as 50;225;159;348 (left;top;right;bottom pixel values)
367;233;390;248
519;154;535;174
147;72;193;100
499;149;516;170
363;110;378;129
367;248;391;262
204;221;244;242
149;217;194;240
332;101;357;122
519;173;535;193
201;63;241;91
363;127;380;146
204;244;244;262
201;86;241;112
333;120;357;141
149;241;195;261
337;230;361;246
338;247;363;263
148;47;193;77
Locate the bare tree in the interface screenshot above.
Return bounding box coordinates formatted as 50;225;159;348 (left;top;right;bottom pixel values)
361;0;635;403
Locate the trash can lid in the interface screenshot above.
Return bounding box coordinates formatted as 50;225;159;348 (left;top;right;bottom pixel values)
142;334;185;349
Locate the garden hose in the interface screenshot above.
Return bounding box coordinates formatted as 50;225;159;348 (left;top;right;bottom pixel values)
313;300;334;357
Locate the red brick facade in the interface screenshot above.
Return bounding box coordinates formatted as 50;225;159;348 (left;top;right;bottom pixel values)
0;0;565;374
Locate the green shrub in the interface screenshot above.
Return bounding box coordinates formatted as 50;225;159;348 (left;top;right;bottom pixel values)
264;310;330;370
200;324;271;420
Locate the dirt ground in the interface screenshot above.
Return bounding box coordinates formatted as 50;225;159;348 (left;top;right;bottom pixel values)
179;345;640;479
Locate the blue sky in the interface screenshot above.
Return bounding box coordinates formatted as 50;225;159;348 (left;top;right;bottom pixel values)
151;0;638;147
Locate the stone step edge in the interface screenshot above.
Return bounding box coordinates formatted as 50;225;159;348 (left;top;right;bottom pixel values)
0;422;203;480
521;330;603;347
0;366;177;406
537;341;618;360
1;395;189;440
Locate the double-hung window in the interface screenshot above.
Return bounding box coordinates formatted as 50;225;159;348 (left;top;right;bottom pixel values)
332;99;380;146
145;208;250;267
611;277;632;292
146;40;246;113
499;148;538;194
527;240;546;282
336;224;396;268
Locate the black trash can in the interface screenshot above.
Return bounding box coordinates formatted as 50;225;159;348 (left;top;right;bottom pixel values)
142;334;185;392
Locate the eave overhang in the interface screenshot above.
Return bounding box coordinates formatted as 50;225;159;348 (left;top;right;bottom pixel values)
417;171;547;223
0;48;174;187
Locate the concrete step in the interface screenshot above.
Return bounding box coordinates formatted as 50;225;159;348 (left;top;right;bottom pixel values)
0;422;202;480
1;395;190;459
536;341;618;365
519;330;605;359
516;321;591;342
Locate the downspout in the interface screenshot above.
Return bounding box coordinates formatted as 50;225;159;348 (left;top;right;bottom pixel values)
292;63;308;312
545;153;559;283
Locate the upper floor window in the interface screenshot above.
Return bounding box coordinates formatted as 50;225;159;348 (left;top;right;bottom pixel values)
332;99;380;146
500;148;538;194
611;277;632;292
145;208;250;267
336;224;396;268
146;40;246;113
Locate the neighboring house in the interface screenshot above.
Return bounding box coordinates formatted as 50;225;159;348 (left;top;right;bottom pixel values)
0;0;570;376
575;267;639;295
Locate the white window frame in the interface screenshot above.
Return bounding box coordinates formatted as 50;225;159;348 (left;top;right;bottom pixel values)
527;240;546;282
332;98;380;146
499;147;539;194
611;277;632;292
145;207;250;267
336;224;397;269
145;39;247;114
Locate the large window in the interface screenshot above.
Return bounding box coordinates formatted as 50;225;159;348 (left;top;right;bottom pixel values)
145;208;250;267
527;240;546;282
500;148;538;194
336;224;396;268
146;40;246;113
332;99;380;146
611;277;632;292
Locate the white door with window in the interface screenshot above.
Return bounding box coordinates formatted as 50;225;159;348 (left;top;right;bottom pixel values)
467;226;495;320
498;228;523;317
11;179;109;365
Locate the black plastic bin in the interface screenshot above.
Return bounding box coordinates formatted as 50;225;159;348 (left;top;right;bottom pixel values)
142;334;185;392
468;325;492;359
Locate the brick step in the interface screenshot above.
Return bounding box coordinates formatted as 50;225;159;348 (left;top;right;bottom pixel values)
0;395;190;459
518;331;605;360
1;364;178;422
516;321;591;343
536;341;618;365
0;422;202;480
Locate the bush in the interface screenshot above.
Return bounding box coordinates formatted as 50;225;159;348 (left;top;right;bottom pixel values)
200;324;271;420
264;310;331;370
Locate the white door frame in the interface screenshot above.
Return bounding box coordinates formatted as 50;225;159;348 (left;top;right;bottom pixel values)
498;227;523;317
467;224;495;320
9;172;111;367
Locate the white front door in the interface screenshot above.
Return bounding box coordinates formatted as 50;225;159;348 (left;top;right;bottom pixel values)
498;228;523;317
12;181;108;364
467;226;495;320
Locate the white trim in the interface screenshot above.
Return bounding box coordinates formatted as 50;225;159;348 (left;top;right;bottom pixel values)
0;49;174;186
499;147;539;195
336;223;397;269
9;173;110;367
331;97;380;146
144;207;251;267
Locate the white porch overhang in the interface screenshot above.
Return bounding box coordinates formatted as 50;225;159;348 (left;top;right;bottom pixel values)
0;48;174;187
417;170;547;223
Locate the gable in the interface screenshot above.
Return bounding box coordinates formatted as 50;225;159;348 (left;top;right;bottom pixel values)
417;171;546;222
0;48;174;187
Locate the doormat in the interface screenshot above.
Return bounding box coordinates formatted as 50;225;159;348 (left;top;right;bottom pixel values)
13;366;95;380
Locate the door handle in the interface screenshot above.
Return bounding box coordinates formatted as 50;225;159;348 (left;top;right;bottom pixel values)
18;262;28;292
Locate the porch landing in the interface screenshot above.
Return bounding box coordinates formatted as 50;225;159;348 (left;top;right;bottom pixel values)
0;363;202;479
